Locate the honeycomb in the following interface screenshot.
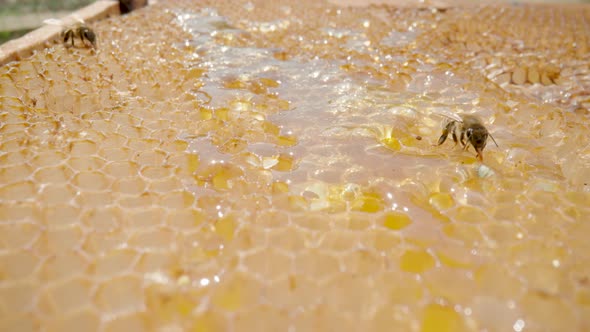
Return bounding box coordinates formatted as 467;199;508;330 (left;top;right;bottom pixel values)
1;0;590;331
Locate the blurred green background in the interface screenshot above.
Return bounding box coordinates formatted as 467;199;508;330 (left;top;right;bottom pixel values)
0;0;95;44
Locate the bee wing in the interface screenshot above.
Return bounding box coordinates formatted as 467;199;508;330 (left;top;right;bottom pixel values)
430;107;463;122
72;14;86;24
43;18;66;26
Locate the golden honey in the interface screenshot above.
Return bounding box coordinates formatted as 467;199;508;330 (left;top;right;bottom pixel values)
1;0;590;331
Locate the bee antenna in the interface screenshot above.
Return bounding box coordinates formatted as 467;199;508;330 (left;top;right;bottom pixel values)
489;133;499;147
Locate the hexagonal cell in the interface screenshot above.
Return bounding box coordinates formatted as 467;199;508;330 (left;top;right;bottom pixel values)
474;264;525;300
134;150;167;166
441;222;484;245
98;147;133;162
127;138;159;151
210;272;262;312
148;177;183;193
381;211;413;231
100;133;128;149
323;273;381;317
520;290;579;331
370;306;415;331
160;191;195;209
233;305;290;331
83;231;129;255
0;180;37;201
40;251;88;280
30;150;67;168
318;230;359;252
292;304;357;332
379;270;425;305
33;165;73;185
105;161;139;178
166;209;205;230
68;140;98;157
241;248;293;281
37;277;93;315
0;149;32;167
0;202;40;222
361;229;403;253
75;191;116;208
89;248;138;278
67;156;105;172
42;204;81;227
129;228;176;252
469;296;524;332
294;249;340;283
135;251;178;275
34;227;84;254
82;207;122;233
420;303;466;332
72;171;111;191
112;177;146;195
399;248;437;274
0;313;39;332
39;184;77;205
103;313;147;332
266;226;306;253
339;249;383;275
140;165;174;180
0;250;40;280
451;205;490;223
290;214;331;232
254;210;289;229
0;281;36;314
0;222;40;250
45;309;100;332
424;267;478;304
185;309;229;332
95;276;144;315
0;164;33;184
126;208;166;229
118;192;158;209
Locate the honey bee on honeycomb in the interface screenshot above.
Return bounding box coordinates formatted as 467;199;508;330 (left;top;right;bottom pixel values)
44;17;97;49
437;113;498;161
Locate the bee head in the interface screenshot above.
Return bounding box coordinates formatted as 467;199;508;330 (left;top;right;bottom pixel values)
82;27;96;47
466;127;488;152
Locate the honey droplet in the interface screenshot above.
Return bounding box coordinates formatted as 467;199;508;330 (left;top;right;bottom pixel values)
214;108;230;121
352;192;384;213
382;137;402;151
272;181;289;194
187;154;199;173
258;77;280;88
454;206;488;223
421;303;462;332
276;135;298;147
199;107;213;120
400;249;436;273
511;67;527;85
382;211;412;230
215;216;237;242
272;154;296;172
428;192;454;211
186;68;205;80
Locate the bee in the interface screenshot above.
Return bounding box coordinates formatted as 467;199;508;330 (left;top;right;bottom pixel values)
437;114;498;161
61;22;96;48
44;17;97;49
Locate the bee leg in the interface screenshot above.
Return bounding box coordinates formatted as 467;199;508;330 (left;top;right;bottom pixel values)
437;130;449;145
64;31;72;47
452;131;459;146
460;131;467;147
438;122;455;145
